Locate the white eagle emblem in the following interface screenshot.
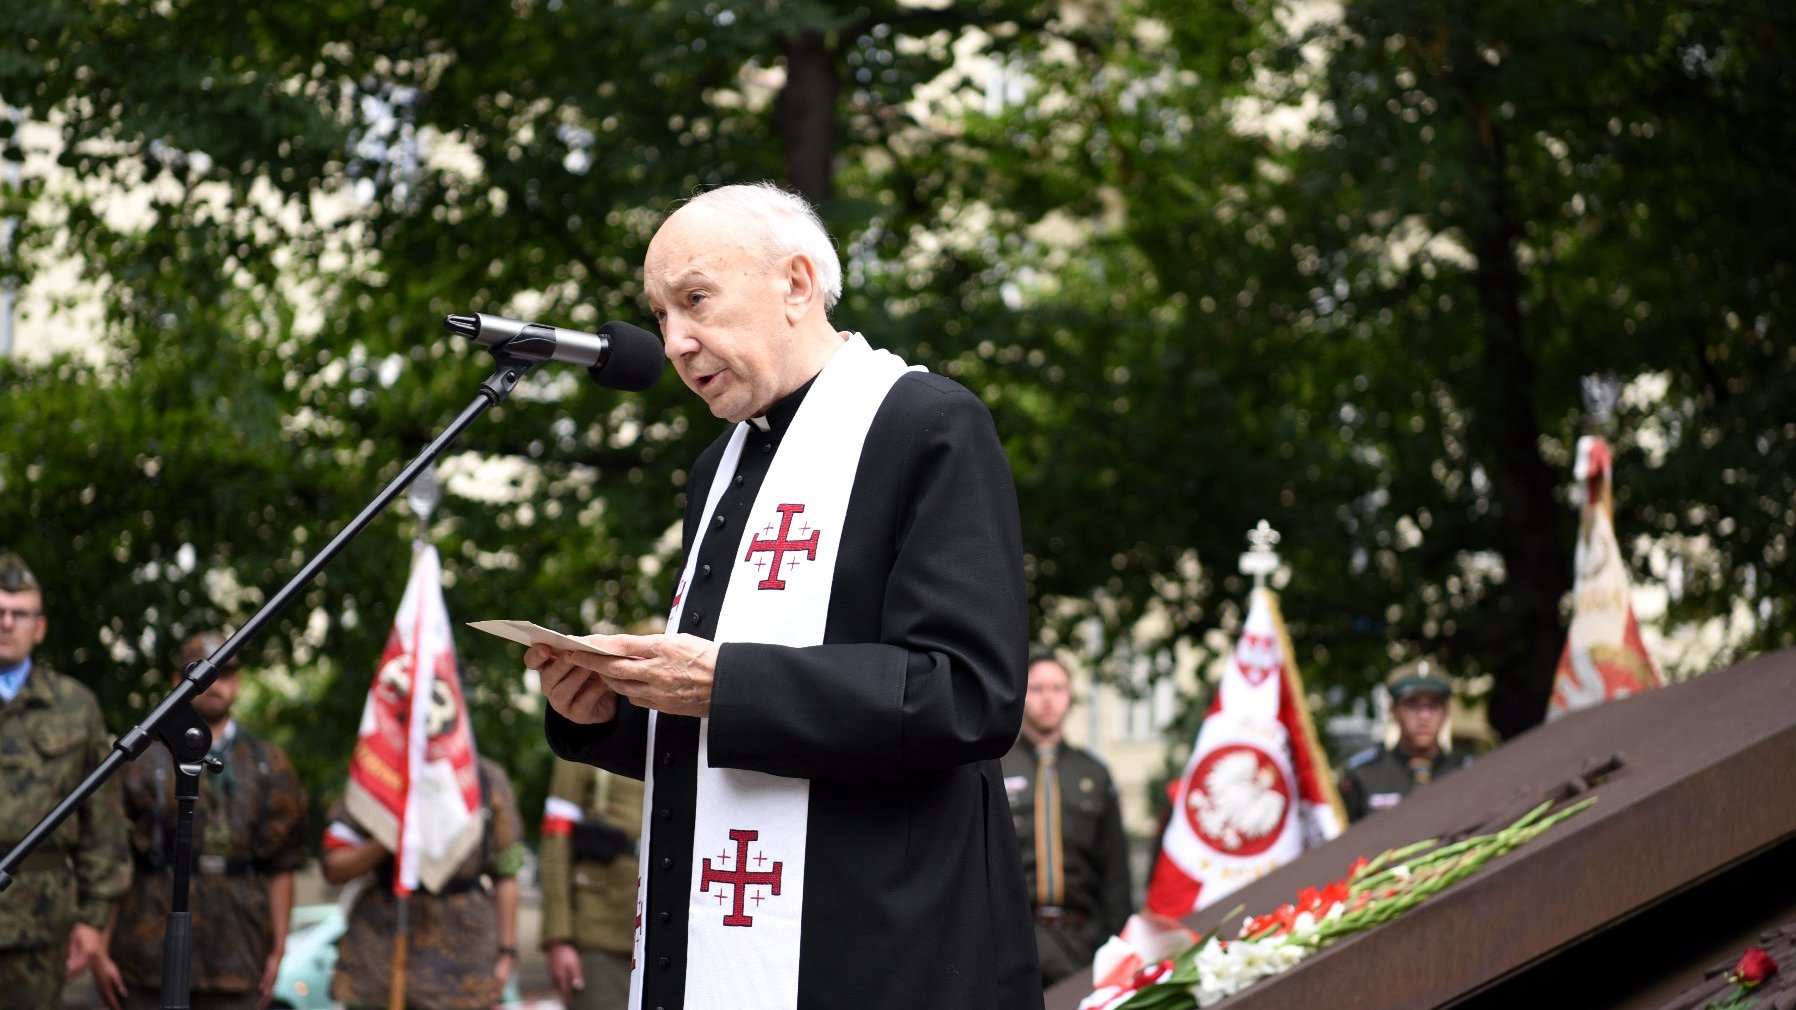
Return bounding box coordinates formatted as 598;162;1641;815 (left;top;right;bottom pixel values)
1187;745;1289;854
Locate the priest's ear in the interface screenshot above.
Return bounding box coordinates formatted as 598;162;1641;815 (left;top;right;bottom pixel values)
780;250;822;323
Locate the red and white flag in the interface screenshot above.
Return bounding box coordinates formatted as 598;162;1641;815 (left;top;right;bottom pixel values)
343;542;483;894
1144;587;1345;917
1548;436;1661;718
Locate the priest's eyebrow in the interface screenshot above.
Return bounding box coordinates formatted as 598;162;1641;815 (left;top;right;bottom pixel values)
655;268;715;300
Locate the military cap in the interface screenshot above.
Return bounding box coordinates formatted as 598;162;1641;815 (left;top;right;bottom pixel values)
1386;658;1452;698
0;551;40;593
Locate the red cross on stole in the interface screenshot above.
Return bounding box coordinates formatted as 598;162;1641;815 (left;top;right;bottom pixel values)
699;828;784;927
744;504;820;590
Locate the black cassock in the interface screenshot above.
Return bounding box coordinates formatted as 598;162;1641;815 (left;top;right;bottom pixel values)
548;369;1043;1010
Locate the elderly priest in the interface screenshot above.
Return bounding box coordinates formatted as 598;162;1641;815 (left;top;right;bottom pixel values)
530;182;1041;1010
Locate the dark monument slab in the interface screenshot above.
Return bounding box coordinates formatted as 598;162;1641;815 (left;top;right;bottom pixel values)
1047;647;1796;1010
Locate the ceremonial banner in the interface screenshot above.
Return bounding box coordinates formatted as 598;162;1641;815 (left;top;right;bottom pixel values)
1144;587;1345;917
342;542;483;894
1548;435;1661;718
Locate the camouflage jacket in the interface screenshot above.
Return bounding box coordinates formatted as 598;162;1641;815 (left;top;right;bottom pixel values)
0;664;130;948
108;725;310;992
538;756;642;954
329;756;526;1010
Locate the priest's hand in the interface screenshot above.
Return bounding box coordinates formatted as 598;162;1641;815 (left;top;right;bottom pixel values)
539;633;718;719
530;644;622;724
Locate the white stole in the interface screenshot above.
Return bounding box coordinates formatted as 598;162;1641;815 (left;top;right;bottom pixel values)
631;334;918;1010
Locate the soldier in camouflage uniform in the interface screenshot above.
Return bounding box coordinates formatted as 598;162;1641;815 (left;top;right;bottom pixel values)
1001;650;1134;989
540;756;643;1010
1338;659;1475;822
322;755;525;1010
92;631;310;1010
0;551;131;1010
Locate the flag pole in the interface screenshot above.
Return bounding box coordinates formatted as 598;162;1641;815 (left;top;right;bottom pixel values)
389;467;440;1010
1239;521;1348;831
388;896;409;1010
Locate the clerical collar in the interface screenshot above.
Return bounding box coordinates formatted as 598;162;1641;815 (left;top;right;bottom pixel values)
747;374;819;435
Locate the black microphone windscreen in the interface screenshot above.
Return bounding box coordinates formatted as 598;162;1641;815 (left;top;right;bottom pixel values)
595;321;666;392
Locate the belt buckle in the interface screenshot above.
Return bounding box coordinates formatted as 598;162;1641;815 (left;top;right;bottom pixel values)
198;853;228;875
1034;905;1084;929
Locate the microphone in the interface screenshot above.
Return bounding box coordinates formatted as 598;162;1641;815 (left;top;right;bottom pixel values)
444;312;665;391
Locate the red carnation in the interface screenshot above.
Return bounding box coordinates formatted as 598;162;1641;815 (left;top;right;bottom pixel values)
1734;947;1778;987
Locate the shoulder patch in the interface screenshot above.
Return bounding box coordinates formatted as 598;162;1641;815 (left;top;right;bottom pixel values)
1344;747;1383;770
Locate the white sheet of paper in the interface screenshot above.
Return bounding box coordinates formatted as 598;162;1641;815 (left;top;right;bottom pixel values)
465;620;618;656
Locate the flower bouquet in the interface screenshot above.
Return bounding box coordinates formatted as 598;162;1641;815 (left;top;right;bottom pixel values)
1080;797;1597;1010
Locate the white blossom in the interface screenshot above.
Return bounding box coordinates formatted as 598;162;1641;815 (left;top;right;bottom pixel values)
1190;935;1314;1008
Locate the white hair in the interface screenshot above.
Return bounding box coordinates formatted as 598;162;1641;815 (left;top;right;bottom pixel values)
684;182;844;311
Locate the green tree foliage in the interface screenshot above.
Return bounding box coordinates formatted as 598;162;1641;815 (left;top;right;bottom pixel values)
918;0;1794;741
1276;0;1796;737
0;0;1058;833
1;0;1790;834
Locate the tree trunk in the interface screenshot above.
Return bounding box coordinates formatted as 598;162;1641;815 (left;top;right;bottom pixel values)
1466;105;1573;742
775;30;838;205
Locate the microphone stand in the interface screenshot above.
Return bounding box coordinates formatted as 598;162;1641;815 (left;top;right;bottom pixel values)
0;338;551;1009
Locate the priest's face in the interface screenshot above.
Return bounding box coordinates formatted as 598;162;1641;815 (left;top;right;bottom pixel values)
644;203;814;423
1023;659;1073;740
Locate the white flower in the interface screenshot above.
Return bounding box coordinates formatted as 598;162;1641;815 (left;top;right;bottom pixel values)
1190;935;1314;1007
1272;942;1308;970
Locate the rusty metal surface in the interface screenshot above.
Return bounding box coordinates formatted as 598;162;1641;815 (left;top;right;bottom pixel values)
1045;647;1796;1010
1458;834;1796;1010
